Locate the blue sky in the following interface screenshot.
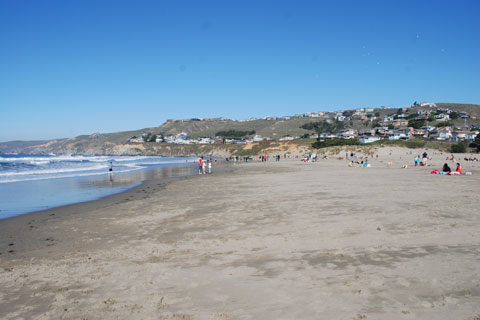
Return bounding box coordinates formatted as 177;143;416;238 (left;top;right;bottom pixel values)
1;0;479;141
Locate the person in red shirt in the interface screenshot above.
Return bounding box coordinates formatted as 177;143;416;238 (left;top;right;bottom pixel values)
198;157;203;174
455;163;463;174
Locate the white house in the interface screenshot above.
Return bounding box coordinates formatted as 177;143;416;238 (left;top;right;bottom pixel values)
359;136;381;144
389;133;408;140
253;135;265;142
436;128;453;140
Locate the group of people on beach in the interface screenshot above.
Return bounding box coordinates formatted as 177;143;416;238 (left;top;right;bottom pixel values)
431;153;465;175
197;157;213;175
414;151;431;167
432;162;463;175
346;152;373;167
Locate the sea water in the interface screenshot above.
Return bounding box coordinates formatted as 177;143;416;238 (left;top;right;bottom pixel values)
0;154;196;219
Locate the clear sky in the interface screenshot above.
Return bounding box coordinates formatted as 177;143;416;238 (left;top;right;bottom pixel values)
1;0;479;142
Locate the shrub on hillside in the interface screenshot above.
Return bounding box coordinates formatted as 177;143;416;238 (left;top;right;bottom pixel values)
312;138;361;149
450;142;467;153
215;130;255;138
473;135;480;152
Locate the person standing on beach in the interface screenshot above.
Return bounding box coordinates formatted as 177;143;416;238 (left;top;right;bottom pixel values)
108;161;114;182
422;151;428;166
208;161;212;174
198;157;203;174
202;159;207;174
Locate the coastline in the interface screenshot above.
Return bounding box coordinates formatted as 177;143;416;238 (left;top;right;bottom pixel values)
0;156;199;220
0;161;232;258
1;148;479;319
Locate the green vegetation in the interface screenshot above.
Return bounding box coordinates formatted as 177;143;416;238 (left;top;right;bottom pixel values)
409;120;426;129
450;142;467;153
375;139;426;149
148;134;157;142
300;120;344;134
312;138;361;149
449;112;459;120
435;121;454;128
473;135;480;151
215;129;256;138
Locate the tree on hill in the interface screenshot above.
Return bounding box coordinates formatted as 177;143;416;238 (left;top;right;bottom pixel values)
409;120;425;129
148;134;157;142
300;120;344;134
312;138;361;149
215;130;255;138
474;134;480;152
449;112;459;120
435;121;453;128
451;142;467;153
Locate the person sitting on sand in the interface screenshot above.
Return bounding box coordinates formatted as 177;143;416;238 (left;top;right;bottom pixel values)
442;163;451;173
454;163;463;175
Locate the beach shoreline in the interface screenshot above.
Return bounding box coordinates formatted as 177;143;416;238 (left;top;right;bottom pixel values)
1;147;479;319
0;161;233;260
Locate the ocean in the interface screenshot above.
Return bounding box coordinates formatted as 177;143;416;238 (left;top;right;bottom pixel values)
0;154;196;219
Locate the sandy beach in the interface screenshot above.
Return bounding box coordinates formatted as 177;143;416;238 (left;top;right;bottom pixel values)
1;147;480;320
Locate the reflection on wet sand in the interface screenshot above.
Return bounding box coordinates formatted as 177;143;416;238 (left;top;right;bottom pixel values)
90;164;196;188
0;163;196;219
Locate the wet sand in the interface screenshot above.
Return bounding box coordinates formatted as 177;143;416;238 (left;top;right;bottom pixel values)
1;147;480;320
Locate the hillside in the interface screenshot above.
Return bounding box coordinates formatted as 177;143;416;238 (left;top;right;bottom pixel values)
1;102;478;155
0;140;58;153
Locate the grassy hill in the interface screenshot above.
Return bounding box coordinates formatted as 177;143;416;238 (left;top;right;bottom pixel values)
157;118;316;138
1;102;478;155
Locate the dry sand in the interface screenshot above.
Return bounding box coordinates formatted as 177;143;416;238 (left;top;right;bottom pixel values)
1;147;480;320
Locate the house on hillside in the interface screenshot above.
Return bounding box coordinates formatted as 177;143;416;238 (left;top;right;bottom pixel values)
359;136;381;144
128;136;143;143
384;115;394;122
451;131;478;142
435;114;450;121
336;129;357;139
392;119;409;127
415;115;428;121
420;102;437;108
432;127;453;140
253;135;265;142
318;132;334;140
389;133;408;140
412;129;426;137
458;112;470;119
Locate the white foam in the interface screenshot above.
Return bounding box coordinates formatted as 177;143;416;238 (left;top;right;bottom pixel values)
0;155;194;184
0;165;143;183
